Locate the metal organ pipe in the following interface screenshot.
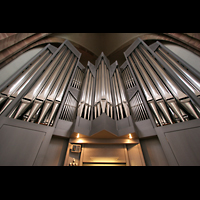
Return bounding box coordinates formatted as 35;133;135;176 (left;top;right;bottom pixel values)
135;48;184;123
77;68;94;120
13;46;67;119
128;55;164;126
26;50;72;122
131;51;174;125
37;51;73;124
157;47;200;92
8;44;79;127
156;48;200;96
0;50;52;114
47;56;77;125
139;45;199;119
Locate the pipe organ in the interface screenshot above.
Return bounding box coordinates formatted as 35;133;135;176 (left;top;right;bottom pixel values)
124;38;200;127
1;38;200;166
1;38;200;129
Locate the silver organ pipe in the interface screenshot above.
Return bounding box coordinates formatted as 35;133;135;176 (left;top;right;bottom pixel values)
112;68;130;120
4;41;79;127
26;50;72;122
139;45;199;120
94;59;113;118
13;46;67;120
157;47;200;93
128;55;165;126
77;68;94;120
131;51;174;125
0;50;52;114
59;92;78;122
129;91;149;122
46;56;77;125
135;48;184;123
126;39;200;127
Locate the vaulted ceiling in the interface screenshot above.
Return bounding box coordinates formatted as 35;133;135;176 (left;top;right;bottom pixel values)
1;33;200;68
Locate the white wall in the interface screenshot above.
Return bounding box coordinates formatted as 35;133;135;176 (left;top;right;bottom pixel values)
164;44;200;73
0;47;43;86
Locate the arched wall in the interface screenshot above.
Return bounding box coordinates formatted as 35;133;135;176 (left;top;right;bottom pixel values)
1;33;200;70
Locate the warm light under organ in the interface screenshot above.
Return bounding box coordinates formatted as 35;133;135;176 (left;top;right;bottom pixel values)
0;38;200;132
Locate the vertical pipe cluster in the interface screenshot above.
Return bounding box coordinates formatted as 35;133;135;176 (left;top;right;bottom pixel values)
8;45;78;126
0;49;52;115
59;92;78;122
77;68;94;120
128;43;200;127
129;91;149;121
121;66;136;89
70;67;84;90
94;59;113;119
112;68;130;120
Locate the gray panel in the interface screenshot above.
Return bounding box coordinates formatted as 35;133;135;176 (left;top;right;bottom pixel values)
135;119;156;138
0;124;45;166
140;137;169;166
165;127;200;166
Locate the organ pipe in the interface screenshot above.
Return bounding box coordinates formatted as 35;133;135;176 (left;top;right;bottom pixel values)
0;50;52;114
139;45;199;119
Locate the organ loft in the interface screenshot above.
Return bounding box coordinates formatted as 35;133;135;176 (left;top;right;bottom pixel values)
0;33;200;166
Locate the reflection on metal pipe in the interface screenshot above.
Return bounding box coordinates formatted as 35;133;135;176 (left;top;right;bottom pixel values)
77;68;94;120
128;55;164;126
0;50;52;115
26;50;72;122
13;46;67;119
157;47;200;92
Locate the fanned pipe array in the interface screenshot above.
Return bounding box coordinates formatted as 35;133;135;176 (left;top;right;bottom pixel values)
77;69;94;120
112;68;130;120
0;50;52;115
128;44;200;126
8;45;78;126
94;59;113;119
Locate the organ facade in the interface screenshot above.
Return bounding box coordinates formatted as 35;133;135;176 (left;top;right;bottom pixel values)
0;38;200;166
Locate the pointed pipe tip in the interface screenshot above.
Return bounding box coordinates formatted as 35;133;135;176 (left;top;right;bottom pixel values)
0;98;13;115
14;101;30;119
27;101;42;122
157;100;173;124
37;101;52;124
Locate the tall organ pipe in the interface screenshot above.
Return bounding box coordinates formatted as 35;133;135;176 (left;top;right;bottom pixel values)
13;46;67;119
131;52;174;124
47;57;77;125
139;45;199;119
0;51;52;114
156;48;200;96
135;48;185;122
157;47;200;92
37;50;73;124
115;68;130;117
128;55;164;126
77;69;89;117
26;50;72;122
